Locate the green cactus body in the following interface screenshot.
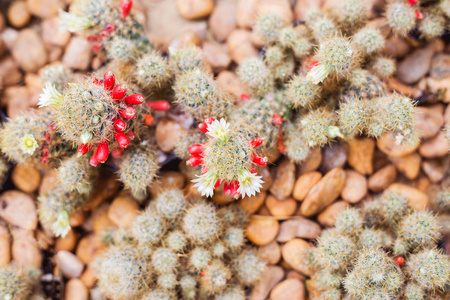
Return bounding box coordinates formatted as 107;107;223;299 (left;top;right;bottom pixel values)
215;285;245;300
182;202;222;244
370;56;396;78
406;249;450;290
253;14;283;44
231;249;266;285
189;247;212;271
0;265;34;300
57;154;98;194
135;51;172;90
153;189;187;223
286;74;323;109
419;5;446;39
386;1;416;36
283;121;311;164
352;26;385;56
317;230;357;271
237;57;274;98
40;64;73;92
301;108;343;147
200;259;231;294
169;46;209;75
131;208;166;245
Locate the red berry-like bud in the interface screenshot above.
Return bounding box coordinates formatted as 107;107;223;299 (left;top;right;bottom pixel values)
114;119;127;132
224;181;241;199
119;107;136;119
111;84;127;100
105;24;116;32
93;76;102;85
188;144;205;156
250;137;263;148
309;60;319;70
111;147;124;158
408;0;417;5
187;156;203;167
214;179;221;189
120;0;133;18
45;133;51;143
95;142;109;163
240;94;250;101
198;122;208;133
394;256;405;266
124;94;144;105
100;30;109;37
144;114;154;126
126;130;135;140
103;72;115;91
252;154;268;166
89;152;99;166
273;113;283;125
87;35;98;42
204;117;215;125
147;100;170;111
93;45;103;52
77;143;93;157
415;10;424;19
115;132;130;149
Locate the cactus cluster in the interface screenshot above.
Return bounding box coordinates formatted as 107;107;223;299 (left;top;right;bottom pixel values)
0;265;40;300
305;191;450;299
94;189;266;299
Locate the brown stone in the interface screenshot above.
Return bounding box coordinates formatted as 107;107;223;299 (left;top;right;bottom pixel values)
108;192;139;229
415;175;431;193
176;0;214;20
387;183;429;210
7;1;31;28
292;172;322;202
66;278;89;300
92;203;116;233
11;164;41;193
430;53;450;78
265;195;297;217
202;41;231;73
341;170;367;204
368;164;397;192
259;166;273;192
415;106;444;139
256;0;294;25
227;29;258;64
270;278;306;300
209;0;237;42
240;191;266;214
0;224;11;266
0;190;37;230
39;169;58;195
0;56;22;86
276;217;321;243
427;76;450;103
246;216;279;246
216;70;248;100
5;86;30;118
281;238;312;276
11;228;42;268
397;41;439;84
270;158;296;200
249;265;284;300
80;264;97;288
156;118;186;152
55;229;77;252
257;240;281;264
422;159;445;183
300;168;346;217
56;250;84;278
320;142;347;173
62;37;92;70
348;138;375;175
84;172;120;211
317;200;350;227
42;17;71;47
294;0;322;21
384;35;412;58
236;0;258;29
298;147;322;174
76;234;106;265
377;132;419;158
419;131;448;158
389;152;421;180
27;0;61;18
12;29;47;72
148;171;185;197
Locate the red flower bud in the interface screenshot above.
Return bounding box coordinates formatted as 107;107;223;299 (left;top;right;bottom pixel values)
415;10;424;19
408;0;417;5
105;24;116;32
114;119;127;132
119;107;136;119
78;143;93;157
45;133;51;143
100;30;109;37
394;256;405;266
111;147;124;158
126;130;135;140
120;0;133;18
273;114;283;125
240;94;250;101
95;142;109;163
89;152;99;166
198;122;208;133
144;114;154;126
124;94;144;105
115;132;130;149
147;100;170;111
224;181;241;199
309;60;319;70
87;35;99;42
250;137;263;148
111;84;127;100
201;166;208;175
188;144;206;157
187;156;203;167
93;76;102;85
204;117;215;125
252;154;268;166
103;72;115;91
214;179;221;189
92;44;103;52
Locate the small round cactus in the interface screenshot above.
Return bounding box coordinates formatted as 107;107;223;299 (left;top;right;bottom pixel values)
182;201;222;244
334;207;364;239
253;14;283;44
352;26;385;56
174;129;208;160
286;74;323;109
419;5;446;39
231;248;266;286
157;273;177;290
237;57;274;98
131;208;166;245
0;265;34;300
369;56;396;78
153;188;187;223
141;288;176;300
135;51;172;89
406;248;450;290
151;247;178;274
317;230;358;271
200;259;231;294
282;121;311;164
386;1;416;36
306;10;337;42
57;154;97;194
39;64;73;92
169;46;208;75
215;285;245;300
300;108;343;147
165;230;187;252
223;227;245;249
189;247;212;271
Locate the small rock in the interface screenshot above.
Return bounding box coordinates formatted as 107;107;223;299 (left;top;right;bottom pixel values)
11;228;42;268
320;142;347;173
426;76;450;103
66;279;89;300
298;147;322;174
430;53;450;78
179;30;202;47
236;0;258;29
385;77;423;99
0;225;11;266
384;35;412;58
240;191;266;214
0;190;37;230
245;216;279;246
348;138;375;175
294;0;322;21
259;166;273;192
419;131;448;158
317;200;350;227
70;210;88;228
0;56;22;86
377;132;419;158
256;0;294;25
5;86;30;118
286;270;306;282
156;118;186;152
281;238;312;276
27;0;61;18
55;229;77;252
11;164;41;193
270;158;296;200
176;0;214;20
41;17;71;47
80;265;97;289
265;195;297;217
415;106;444;139
300;168;346;217
249;265;284;300
389;152;421;180
227;29;258;64
216;70;248;100
276;217;321;243
55;250;84;279
149;171;186;197
292;172;322;202
209;0;237;42
422;159;445;183
397;42;437;84
12;29;47;72
270;278;305;300
202;41;231;73
84;173;120;211
108;192;139;229
257;240;281;264
92;203;116;233
76;234;106;265
387;183;429;210
7;1;31;28
62;37;92;70
368;164;397;192
341;170;367;204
